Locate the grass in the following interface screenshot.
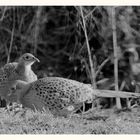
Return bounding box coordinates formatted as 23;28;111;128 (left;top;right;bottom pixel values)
0;107;140;134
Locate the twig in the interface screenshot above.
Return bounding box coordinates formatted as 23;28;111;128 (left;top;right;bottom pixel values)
84;7;98;19
80;6;96;89
34;6;43;55
0;26;47;46
81;58;91;80
0;6;7;22
7;8;15;64
95;57;110;77
112;7;122;109
120;80;126;91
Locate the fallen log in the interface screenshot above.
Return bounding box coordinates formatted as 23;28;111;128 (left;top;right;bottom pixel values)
93;89;140;98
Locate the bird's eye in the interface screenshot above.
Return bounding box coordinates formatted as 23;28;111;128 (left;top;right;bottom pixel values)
25;56;30;60
11;87;16;91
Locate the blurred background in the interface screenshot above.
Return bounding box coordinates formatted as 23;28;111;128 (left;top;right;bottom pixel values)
1;6;140;108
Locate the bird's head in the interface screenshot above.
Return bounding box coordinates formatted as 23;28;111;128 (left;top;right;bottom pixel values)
18;53;40;66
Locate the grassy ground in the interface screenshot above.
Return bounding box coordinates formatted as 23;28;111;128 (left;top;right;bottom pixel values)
0;107;140;134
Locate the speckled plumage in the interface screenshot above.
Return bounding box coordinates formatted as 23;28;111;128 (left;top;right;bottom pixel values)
8;77;94;116
9;77;139;117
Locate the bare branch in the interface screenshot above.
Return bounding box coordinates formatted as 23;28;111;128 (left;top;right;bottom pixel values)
94;89;140;98
95;57;110;77
0;6;7;22
84;7;98;19
112;7;122;109
7;8;15;64
80;6;96;89
34;6;43;55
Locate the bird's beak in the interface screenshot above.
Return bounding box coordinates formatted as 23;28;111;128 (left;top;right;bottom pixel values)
34;57;40;62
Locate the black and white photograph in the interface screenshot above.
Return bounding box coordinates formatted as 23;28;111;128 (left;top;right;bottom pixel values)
0;5;140;134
